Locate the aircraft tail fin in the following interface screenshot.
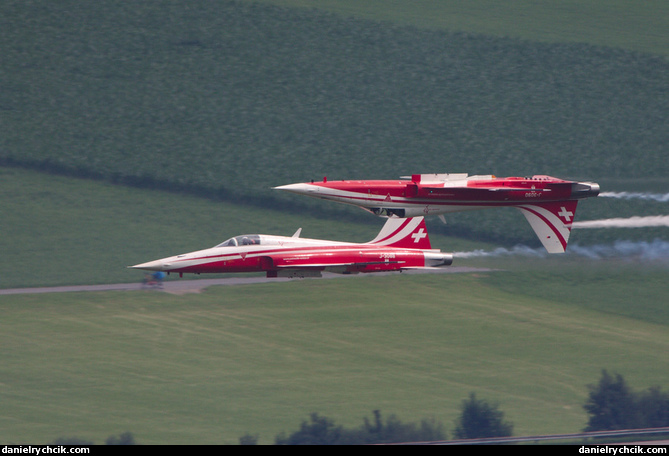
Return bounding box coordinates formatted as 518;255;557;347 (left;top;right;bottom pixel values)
517;201;579;253
367;217;432;249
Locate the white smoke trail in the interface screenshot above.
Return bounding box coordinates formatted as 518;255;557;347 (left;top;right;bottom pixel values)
454;246;547;259
567;239;669;261
572;215;669;229
454;239;669;261
600;192;669;202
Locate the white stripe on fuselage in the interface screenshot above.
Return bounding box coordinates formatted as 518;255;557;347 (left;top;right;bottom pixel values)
152;236;431;271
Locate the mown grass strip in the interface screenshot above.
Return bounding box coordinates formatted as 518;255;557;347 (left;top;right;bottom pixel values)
1;273;667;444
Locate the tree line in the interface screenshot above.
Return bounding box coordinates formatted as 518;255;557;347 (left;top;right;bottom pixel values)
48;370;668;444
584;369;669;432
242;370;669;444
241;392;512;445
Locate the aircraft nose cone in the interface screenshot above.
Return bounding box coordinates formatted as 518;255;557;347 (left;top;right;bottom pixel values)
273;183;319;195
129;259;167;271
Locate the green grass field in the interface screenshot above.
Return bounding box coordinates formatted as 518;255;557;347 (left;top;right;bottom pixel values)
2;271;668;445
1;169;668;444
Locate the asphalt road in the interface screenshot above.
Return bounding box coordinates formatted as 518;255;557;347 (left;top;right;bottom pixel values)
0;267;492;296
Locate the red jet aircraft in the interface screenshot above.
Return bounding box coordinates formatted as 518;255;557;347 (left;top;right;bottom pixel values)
275;173;600;254
130;217;452;278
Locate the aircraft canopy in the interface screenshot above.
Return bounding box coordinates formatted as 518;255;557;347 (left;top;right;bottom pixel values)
216;234;261;247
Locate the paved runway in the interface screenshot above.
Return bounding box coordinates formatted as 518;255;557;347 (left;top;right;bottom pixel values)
0;267;493;296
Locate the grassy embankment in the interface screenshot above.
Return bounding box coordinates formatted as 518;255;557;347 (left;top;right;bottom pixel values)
2;266;668;444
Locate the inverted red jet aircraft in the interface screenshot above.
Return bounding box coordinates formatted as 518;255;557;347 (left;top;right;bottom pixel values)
130;217;452;278
275;173;600;254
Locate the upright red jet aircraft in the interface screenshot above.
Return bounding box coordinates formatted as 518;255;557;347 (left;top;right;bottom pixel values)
275;173;600;254
130;217;452;278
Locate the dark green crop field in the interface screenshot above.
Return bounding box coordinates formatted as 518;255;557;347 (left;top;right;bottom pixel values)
2;0;668;246
2;1;667;206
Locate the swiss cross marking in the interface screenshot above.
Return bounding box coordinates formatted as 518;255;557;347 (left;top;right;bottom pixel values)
412;228;427;243
558;206;573;222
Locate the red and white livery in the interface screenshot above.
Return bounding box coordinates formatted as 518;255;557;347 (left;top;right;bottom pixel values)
130;217;452;278
275;173;600;254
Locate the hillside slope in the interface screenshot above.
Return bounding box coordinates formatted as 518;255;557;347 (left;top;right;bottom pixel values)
2;272;668;443
250;0;669;57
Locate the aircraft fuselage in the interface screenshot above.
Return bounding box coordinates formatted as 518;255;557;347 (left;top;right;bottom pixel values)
275;174;600;253
130;218;452;278
275;174;600;217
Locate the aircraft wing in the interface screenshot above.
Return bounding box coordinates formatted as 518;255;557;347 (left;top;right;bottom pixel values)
274;261;402;269
419;185;552;193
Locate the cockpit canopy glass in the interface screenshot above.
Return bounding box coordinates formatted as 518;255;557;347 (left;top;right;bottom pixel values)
216;235;261;248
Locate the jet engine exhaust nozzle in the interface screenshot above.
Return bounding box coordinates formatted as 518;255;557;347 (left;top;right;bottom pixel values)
572;182;600;199
424;252;454;267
